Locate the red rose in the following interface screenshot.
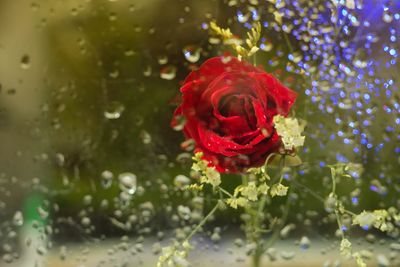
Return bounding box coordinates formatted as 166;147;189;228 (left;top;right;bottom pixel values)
171;56;297;173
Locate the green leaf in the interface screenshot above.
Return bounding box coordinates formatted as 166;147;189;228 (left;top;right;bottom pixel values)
267;154;303;168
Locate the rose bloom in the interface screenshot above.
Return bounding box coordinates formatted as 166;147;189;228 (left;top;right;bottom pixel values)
171;56;297;173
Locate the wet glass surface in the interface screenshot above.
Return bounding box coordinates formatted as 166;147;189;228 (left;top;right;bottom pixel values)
0;0;399;266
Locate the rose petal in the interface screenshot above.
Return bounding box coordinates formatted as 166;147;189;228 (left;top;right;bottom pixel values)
254;73;297;115
184;56;264;85
197;123;254;156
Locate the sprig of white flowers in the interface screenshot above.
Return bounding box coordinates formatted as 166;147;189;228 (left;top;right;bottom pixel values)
191;152;221;188
209;21;261;60
273;115;305;150
167;113;305;266
226;181;270;209
326;162;400;267
352;209;400;232
157;241;192;267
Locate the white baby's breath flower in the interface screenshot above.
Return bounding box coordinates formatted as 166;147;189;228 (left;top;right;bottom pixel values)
191;151;221;188
352;210;389;231
270;183;288;197
344;163;364;178
353;252;366;267
240;182;258;201
257;183;270;195
226;197;248;209
340;238;352;257
157;241;192;267
191;152;207;172
353;211;376;228
204;167;221;188
184;184;204;191
157;245;175;267
273;115;305;150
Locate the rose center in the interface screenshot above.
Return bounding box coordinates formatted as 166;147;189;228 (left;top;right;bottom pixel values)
218;94;257;130
219;95;244;117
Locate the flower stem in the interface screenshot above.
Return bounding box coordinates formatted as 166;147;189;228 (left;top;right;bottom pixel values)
264;188;291;249
240;174;263;267
249;205;263;267
219;187;233;198
185;202;220;242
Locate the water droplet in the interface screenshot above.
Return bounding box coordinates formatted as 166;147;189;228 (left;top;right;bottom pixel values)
83;195;92;205
143;65;152;77
180;139;195;151
177;205;191;220
36;245;47;256
172;115;186;131
299;236;311;250
2;254;13;263
37;206;49;219
261;41;273;53
377;254;390;267
353;49;368;68
20;55;30;69
280;250;295;260
118;172;137;195
160;65;176;80
101;170;114;188
30;2;40;11
13;211;23;226
59;246;67;261
291;52;303;63
174;175;191;189
55;153;65;166
366;33;379;43
124;49;135;56
176;152;192;164
109;69;119;78
100;199;109;209
183;45;201;63
152;242;161;254
157;55;168;65
81;217;91;227
210;231;221;242
280;223;296;238
324;194;336;213
104;101;125;119
234;238;244;247
140;130;152;144
266;247;277;261
383;12;393;23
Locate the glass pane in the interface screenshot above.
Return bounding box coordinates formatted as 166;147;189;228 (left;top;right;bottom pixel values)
0;0;399;266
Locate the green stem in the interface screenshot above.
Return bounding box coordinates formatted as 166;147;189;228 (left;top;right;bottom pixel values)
240;173;263;267
250;205;263;267
263;152;279;174
330;167;337;195
282;31;294;54
343;209;356;216
252;192;269;267
335;208;345;239
271;155;286;184
219;187;233;198
264;188;292;250
290;179;325;202
252;246;263;267
185;202;220;242
291;172;358;221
